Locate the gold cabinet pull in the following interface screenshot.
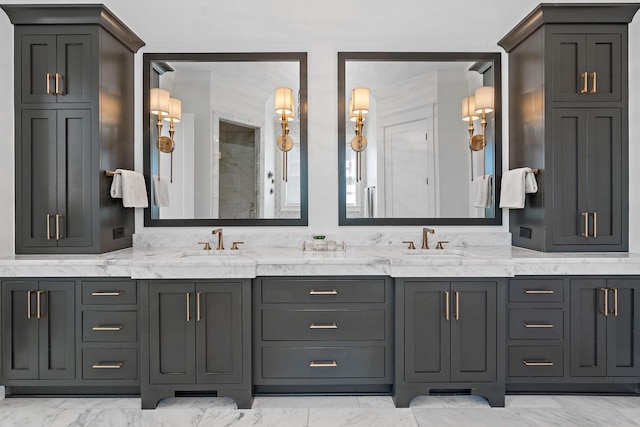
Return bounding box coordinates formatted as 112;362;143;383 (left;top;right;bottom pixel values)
454;291;460;321
600;287;608;316
309;290;338;295
186;292;191;322
580;72;588;94
581;212;589;237
523;360;554;367
523;323;554;328
91;291;123;297
92;325;124;331
55;73;64;95
92;362;124;369
46;73;55;95
27;290;33;319
309;360;338;367
46;214;53;240
196;291;202;322
55;214;63;240
592;212;597;238
444;290;450;321
589;71;597;94
524;289;554;294
309;323;338;329
611;288;618;317
36;290;45;319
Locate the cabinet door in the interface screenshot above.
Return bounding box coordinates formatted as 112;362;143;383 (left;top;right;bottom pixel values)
606;280;640;376
1;282;40;379
56;35;92;103
570;279;607;376
450;282;497;382
585;34;622;103
18;110;58;249
404;281;450;382
148;283;196;384
56;109;93;248
195;282;243;384
20;34;57;104
38;281;75;380
551;34;588;103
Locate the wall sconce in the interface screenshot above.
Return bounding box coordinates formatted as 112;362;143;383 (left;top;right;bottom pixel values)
275;87;294;182
472;85;494;149
150;88;170;178
161;97;181;183
350;87;370;182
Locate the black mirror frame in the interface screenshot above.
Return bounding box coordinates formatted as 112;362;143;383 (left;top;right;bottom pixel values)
143;52;308;227
338;52;502;226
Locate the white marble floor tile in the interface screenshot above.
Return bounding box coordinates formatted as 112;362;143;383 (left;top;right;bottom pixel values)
357;396;396;408
505;395;563;408
0;397;68;409
308;407;417;427
409;395;491;408
0;408;64;427
551;395;640;409
83;409;141;427
515;407;639;427
198;408;308;427
139;408;205;427
156;397;238;409
617;408;640;425
252;396;360;408
412;408;529;427
57;397;140;409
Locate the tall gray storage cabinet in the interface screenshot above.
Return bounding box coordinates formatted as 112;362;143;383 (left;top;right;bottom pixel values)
498;4;640;252
2;5;145;254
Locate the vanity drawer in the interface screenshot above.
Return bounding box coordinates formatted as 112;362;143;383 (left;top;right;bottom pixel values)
82;281;137;305
261;278;386;304
82;348;138;380
508;346;564;377
509;279;564;303
261;346;385;379
508;309;563;340
262;309;385;341
82;311;137;342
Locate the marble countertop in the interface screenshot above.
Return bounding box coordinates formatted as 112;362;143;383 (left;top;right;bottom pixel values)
2;245;640;279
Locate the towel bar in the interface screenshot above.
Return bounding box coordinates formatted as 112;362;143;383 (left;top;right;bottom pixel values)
105;170;120;177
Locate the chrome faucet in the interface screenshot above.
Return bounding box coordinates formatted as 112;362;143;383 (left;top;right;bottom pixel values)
422;227;435;250
211;228;224;250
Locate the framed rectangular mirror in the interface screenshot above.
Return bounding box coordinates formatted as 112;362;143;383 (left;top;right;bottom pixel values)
338;52;502;226
143;52;308;226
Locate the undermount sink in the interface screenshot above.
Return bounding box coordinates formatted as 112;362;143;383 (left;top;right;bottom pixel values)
181;249;244;257
400;249;469;257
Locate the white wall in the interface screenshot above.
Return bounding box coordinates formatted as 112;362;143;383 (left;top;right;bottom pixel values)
0;0;638;254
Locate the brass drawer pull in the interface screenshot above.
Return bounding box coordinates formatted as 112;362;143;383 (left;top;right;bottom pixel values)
309;290;338;295
55;73;64;95
601;287;608;316
523;360;554;367
589;71;597;94
91;291;123;297
46;72;55;95
309;323;338;329
523;323;554;328
444;290;450;321
92;362;124;369
580;72;588;94
309;360;338;367
36;290;45;319
92;325;124;331
523;289;554;295
46;214;53;240
27;290;33;319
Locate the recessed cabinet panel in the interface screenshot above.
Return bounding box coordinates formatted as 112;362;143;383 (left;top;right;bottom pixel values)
21;34;56;103
56;34;92;103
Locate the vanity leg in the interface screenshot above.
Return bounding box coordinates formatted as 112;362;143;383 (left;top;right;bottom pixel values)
221;388;253;409
141;389;174;409
475;386;505;408
393;388;417;408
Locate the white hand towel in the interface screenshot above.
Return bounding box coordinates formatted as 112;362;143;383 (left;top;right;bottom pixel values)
474;174;493;208
153;176;170;207
110;169;148;208
499;167;538;209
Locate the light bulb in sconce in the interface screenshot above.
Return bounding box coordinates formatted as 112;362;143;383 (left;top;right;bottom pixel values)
349;87;369;182
275;87;294;181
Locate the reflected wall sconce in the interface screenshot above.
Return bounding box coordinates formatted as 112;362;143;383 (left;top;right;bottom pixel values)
473;86;494;149
350;87;369;182
275;86;294;182
150;88;181;182
162;97;181;183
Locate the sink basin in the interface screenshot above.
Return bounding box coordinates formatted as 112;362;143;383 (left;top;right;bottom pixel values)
401;249;469;257
181;249;244;257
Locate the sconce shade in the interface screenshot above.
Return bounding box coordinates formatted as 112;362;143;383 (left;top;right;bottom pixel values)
287;91;296;121
462;96;479;121
275;87;293;115
474;86;494;113
150;88;171;116
351;87;370;115
164;97;182;122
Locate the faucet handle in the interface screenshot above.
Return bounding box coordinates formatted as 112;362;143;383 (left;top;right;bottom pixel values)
198;241;212;251
402;241;416;250
435;241;449;250
231;241;244;250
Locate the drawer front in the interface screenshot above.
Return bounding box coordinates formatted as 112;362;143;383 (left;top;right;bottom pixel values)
262;309;385;341
508;309;563;340
82;311;137;342
262;346;385;379
508;346;564;377
82;281;137;305
261;278;385;304
509;279;564;303
82;348;138;380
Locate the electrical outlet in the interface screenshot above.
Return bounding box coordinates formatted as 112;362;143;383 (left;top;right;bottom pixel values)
519;227;532;239
113;227;125;239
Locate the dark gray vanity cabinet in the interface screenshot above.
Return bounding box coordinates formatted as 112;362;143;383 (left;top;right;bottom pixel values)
570;278;640;378
1;280;75;380
140;280;252;409
2;5;144;254
499;4;639;252
395;278;506;408
253;277;394;394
